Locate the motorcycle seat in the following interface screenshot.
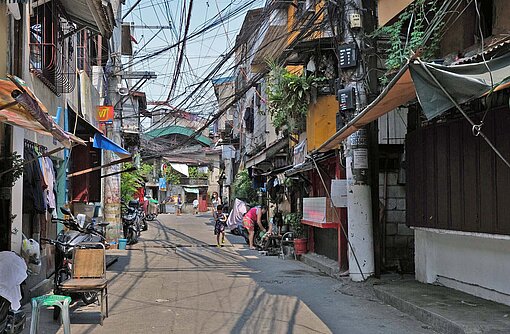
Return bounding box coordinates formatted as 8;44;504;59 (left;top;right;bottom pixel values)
97;222;109;227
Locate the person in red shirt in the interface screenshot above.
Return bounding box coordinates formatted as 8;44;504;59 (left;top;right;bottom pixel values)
242;205;268;250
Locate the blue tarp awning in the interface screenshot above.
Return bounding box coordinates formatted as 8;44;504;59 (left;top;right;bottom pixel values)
93;133;131;159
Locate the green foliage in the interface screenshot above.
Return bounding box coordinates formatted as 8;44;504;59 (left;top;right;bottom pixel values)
121;163;153;201
372;0;444;82
266;62;324;134
283;212;305;238
188;166;208;179
232;169;257;203
1;152;24;187
165;168;181;185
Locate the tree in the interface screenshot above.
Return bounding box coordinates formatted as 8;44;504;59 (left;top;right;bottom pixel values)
165;167;181;185
189;166;208;178
232;169;257;204
121;163;153;201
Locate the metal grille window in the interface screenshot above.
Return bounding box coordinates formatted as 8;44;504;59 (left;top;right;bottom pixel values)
77;30;91;77
29;1;76;95
77;31;109;74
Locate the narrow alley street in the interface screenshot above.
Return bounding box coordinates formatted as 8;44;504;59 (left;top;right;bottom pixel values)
33;213;435;334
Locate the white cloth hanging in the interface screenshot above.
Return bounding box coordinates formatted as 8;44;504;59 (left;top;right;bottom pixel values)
226;198;247;230
43;157;56;209
0;252;27;310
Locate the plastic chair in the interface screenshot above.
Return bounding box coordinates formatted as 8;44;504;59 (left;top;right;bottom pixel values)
30;295;71;334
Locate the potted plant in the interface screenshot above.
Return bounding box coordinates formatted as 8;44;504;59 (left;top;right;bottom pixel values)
284;212;307;255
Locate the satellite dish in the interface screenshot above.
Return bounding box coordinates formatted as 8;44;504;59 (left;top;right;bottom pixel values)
118;87;129;96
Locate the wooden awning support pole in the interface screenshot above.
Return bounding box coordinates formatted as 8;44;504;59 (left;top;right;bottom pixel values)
67;157;132;178
0;146;66;177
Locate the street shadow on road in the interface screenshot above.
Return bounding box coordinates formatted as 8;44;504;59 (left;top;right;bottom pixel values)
33;215;425;334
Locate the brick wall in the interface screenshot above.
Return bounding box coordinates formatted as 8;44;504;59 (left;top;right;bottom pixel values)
379;171;414;273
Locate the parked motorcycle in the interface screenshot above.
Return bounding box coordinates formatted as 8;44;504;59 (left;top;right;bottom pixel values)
41;207;105;318
122;202;140;245
0;252;27;334
145;212;157;221
136;204;148;231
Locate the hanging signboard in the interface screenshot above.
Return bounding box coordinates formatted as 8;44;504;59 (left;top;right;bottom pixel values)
97;106;114;124
293;140;307;166
331;179;348;208
159;177;167;191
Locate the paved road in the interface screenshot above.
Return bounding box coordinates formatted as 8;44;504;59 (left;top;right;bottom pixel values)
32;213;436;334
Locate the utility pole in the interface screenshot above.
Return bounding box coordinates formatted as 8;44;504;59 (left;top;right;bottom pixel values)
102;1;125;244
340;0;375;281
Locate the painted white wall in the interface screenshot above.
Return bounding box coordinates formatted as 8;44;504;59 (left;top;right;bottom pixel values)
10;126;24;253
415;228;510;306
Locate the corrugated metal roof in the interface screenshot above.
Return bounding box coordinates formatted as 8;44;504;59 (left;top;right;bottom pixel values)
453;34;510;65
61;0;115;38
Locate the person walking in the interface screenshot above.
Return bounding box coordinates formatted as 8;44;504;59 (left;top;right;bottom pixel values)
214;205;227;247
242;205;268;250
193;198;199;214
176;194;183;216
211;192;221;212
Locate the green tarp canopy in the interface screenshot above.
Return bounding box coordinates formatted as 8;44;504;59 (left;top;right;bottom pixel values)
144;125;211;146
410;52;510;120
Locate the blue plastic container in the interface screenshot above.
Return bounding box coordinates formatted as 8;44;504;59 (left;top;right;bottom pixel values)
118;238;127;250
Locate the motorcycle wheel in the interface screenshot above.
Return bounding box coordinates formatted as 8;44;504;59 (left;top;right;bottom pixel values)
128;230;137;245
81;292;98;305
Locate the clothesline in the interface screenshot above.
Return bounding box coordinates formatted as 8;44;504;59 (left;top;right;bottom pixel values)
0;146;65;178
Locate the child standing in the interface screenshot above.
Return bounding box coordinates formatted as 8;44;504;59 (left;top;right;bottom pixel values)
214;205;227;247
176;194;182;216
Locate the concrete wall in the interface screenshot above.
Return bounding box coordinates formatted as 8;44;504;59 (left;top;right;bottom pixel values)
493;0;510;34
0;7;7;77
415;228;510;306
380;171;413;272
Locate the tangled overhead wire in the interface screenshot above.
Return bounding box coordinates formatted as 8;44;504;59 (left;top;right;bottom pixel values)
143;4;330;153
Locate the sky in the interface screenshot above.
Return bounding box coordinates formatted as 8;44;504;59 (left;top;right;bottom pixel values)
122;0;265;129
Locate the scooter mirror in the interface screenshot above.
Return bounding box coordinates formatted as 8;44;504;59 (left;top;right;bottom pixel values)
60;207;72;216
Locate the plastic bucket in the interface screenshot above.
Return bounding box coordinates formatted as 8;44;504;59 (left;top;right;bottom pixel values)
293;238;307;255
118;238;127;250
